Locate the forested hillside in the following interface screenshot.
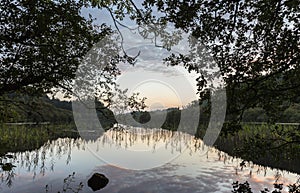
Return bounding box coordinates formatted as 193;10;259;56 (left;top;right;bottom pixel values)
0;94;116;129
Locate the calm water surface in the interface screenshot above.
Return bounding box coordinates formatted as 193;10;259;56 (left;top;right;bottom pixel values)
0;127;299;193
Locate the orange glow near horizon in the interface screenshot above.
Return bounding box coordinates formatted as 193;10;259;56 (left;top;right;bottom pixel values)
128;79;183;110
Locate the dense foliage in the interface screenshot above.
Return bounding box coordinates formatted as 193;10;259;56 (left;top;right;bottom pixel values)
0;0;114;95
138;0;300;122
232;181;300;193
1;0;299;124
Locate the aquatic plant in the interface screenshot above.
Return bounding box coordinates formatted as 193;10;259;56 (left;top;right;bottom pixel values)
45;172;83;193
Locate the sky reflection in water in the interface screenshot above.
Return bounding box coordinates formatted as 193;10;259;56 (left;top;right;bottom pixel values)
0;127;299;193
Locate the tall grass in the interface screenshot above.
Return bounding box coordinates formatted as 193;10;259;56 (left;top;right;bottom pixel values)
212;123;300;174
0;124;79;156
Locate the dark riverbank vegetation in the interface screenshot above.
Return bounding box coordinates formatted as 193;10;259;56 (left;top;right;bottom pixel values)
232;181;300;193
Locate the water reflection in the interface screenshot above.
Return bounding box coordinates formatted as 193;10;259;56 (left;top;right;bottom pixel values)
0;127;299;193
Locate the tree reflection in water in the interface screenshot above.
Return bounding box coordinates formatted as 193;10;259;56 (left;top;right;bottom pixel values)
99;127;205;154
0;168;15;187
0;137;86;188
0;126;299;191
45;172;84;193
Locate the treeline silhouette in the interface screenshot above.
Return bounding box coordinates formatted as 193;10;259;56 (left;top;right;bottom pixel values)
0;94;116;129
130;100;300;131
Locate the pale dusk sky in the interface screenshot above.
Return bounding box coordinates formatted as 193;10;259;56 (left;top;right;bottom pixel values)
77;6;200;110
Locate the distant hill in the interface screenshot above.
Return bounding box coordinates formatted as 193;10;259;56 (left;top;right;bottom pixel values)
0;94;116;129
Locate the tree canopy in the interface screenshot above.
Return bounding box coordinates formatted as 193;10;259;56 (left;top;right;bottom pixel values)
124;0;300;122
0;0;111;95
1;0;299;123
